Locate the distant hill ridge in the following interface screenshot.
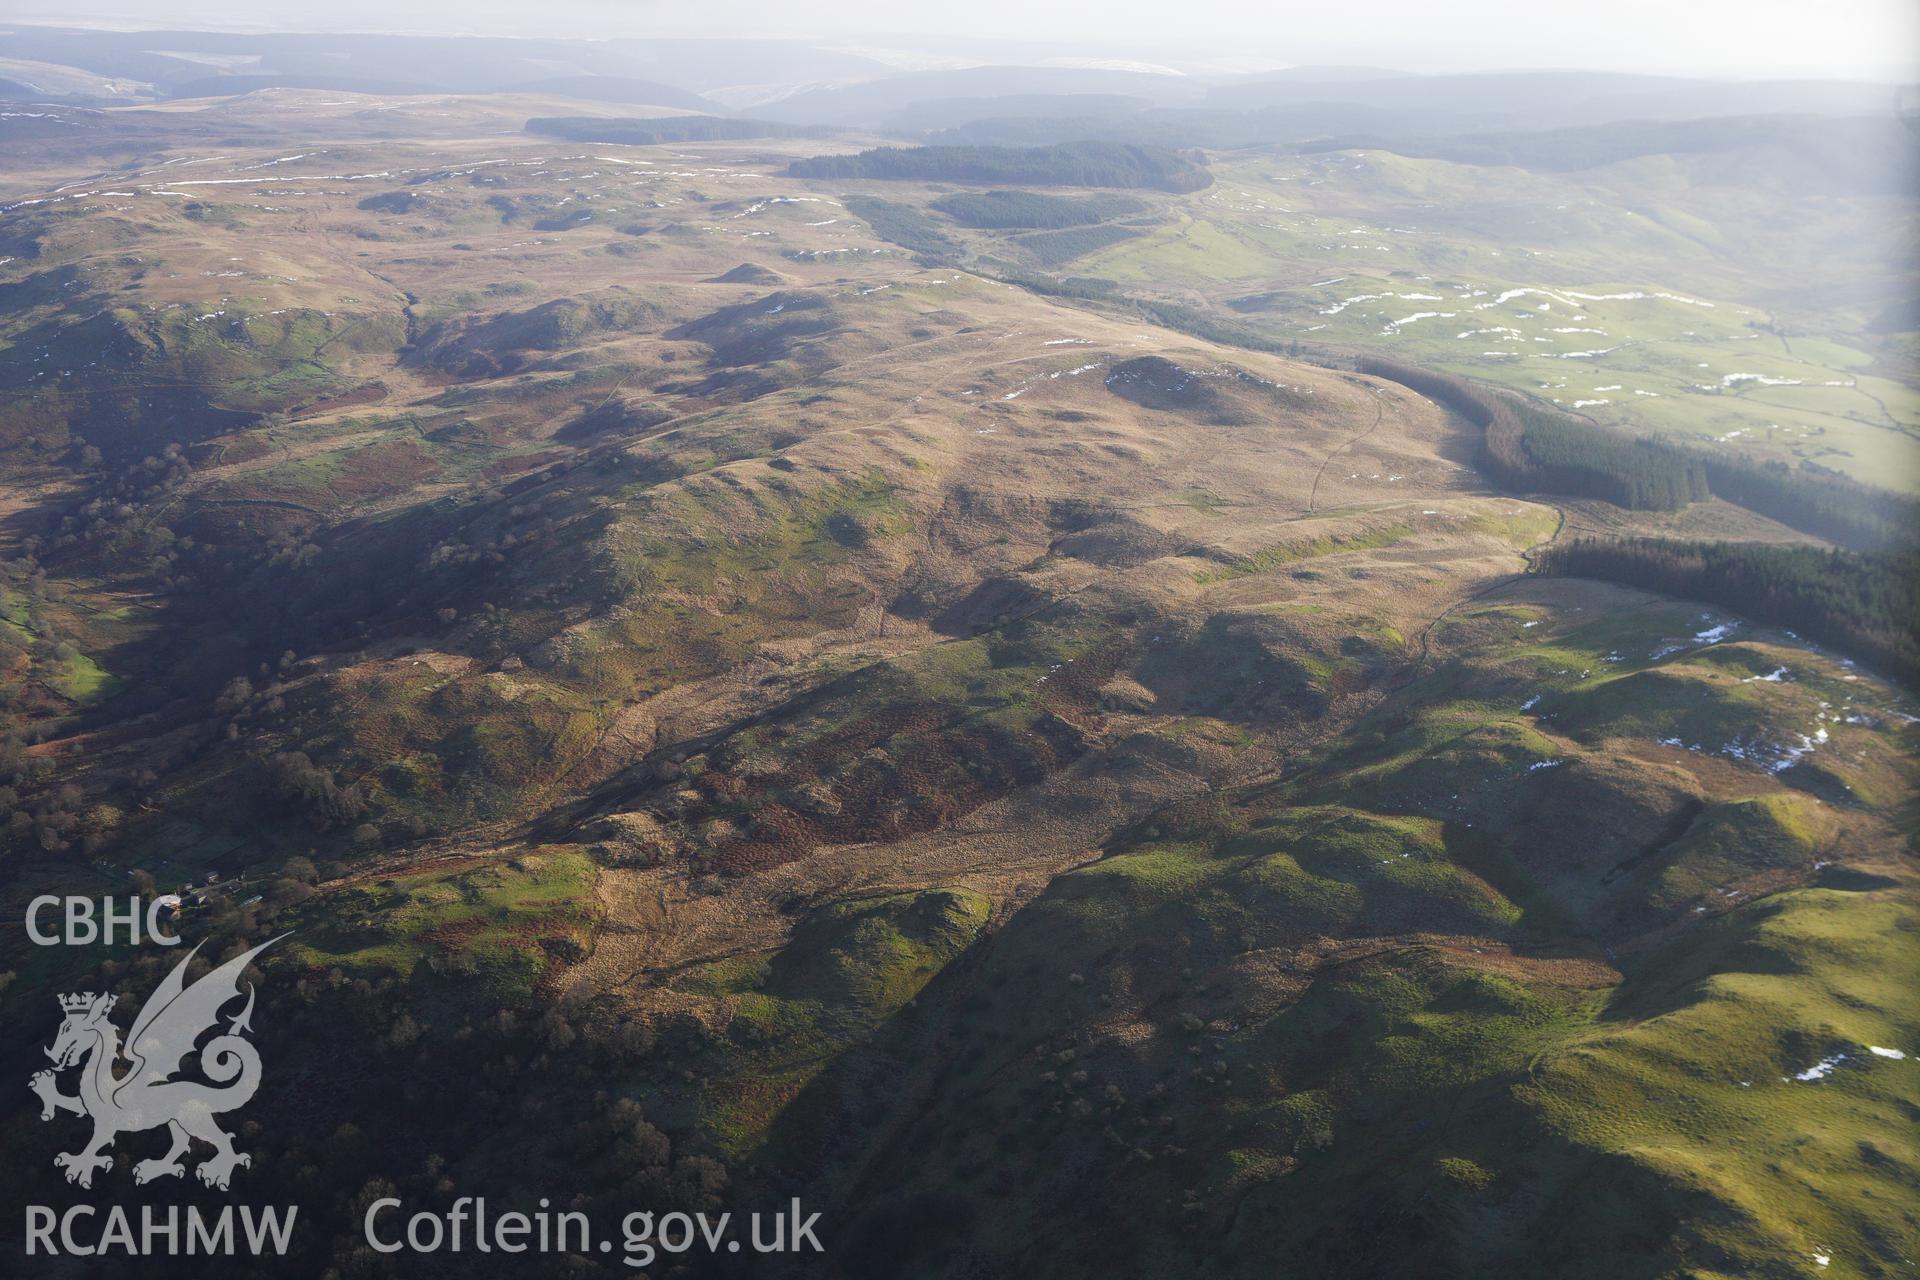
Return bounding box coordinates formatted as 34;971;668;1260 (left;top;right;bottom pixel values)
1300;114;1919;192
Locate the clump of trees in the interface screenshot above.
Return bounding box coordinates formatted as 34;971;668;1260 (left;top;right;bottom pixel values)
1535;537;1919;684
51;442;194;564
1016;224;1141;267
930;189;1145;228
356;191;421;214
791;142;1213;192
1503;400;1709;510
264;751;368;831
843;196;957;258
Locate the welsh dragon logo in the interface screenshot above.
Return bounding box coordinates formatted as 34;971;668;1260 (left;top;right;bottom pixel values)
30;936;282;1191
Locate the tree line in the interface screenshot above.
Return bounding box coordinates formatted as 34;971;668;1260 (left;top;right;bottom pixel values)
929;189;1146;228
1354;357;1707;510
1535;537;1919;686
1352;357;1917;548
1697;453;1917;551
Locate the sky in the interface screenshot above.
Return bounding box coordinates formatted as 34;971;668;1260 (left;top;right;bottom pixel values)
8;0;1918;80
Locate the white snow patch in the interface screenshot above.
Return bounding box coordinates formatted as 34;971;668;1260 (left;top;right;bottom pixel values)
1320;293;1383;315
1720;372;1802;388
1564;289;1715;308
1383;311;1455;330
1767;727;1828;773
1788;1053;1847;1082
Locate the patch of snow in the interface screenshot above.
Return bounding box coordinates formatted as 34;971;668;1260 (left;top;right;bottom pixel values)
1320;293;1383;315
1720;372;1803;388
1381;311;1456;330
1788;1053;1848;1082
1767;726;1828;773
1565;289;1715;308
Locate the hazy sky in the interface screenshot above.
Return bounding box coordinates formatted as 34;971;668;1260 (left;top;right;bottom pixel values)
11;0;1919;80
